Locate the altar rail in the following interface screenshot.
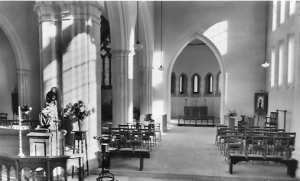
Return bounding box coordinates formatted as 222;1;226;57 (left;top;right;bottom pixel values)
177;116;219;127
0;155;69;181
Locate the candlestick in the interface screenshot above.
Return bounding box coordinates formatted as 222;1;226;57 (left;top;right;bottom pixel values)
18;106;24;157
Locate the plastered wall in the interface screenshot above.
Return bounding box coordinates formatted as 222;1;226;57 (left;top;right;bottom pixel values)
153;1;268;120
171;44;220;118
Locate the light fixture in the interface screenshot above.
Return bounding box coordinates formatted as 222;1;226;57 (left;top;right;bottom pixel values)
261;61;270;68
134;1;143;51
152;64;164;71
158;65;164;71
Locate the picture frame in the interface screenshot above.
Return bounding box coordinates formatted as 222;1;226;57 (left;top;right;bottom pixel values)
254;92;268;115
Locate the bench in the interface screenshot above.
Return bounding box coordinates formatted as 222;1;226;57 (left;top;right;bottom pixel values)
177;116;217;127
109;148;150;171
228;153;298;177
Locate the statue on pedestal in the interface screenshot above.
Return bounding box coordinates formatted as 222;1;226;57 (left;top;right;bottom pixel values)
33;87;65;156
39;87;59;130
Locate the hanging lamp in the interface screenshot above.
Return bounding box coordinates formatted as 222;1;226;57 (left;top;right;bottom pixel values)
135;1;143;51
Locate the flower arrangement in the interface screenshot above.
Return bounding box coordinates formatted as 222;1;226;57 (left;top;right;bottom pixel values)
39;102;58;129
63;100;91;131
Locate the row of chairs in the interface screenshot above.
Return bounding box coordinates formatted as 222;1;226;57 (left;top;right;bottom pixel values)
216;126;296;159
102;123;161;151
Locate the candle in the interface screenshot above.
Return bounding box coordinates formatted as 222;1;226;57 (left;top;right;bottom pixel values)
18;106;24;157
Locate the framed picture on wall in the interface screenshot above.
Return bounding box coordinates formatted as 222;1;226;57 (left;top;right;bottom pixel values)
254;92;268;115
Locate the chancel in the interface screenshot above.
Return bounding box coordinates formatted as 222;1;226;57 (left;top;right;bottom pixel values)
0;1;300;181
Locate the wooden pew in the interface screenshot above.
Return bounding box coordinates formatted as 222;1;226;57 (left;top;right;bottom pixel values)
108;148;150;171
228;153;298;177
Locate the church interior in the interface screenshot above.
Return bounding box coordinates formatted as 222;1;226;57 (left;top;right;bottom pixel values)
0;1;300;180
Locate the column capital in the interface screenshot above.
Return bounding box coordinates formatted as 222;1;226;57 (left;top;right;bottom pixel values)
57;2;102;24
34;2;60;22
16;68;32;75
111;49;135;58
34;2;102;24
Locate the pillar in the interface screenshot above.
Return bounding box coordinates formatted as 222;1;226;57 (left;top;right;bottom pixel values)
111;49;135;127
139;49;152;119
58;2;102;167
35;1;103;168
35;2;62;104
17;69;31;106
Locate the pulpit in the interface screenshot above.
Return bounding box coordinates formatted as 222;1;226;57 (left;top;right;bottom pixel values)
27;130;66;156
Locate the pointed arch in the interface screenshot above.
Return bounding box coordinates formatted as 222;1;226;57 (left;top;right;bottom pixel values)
205;73;214;95
0;13;30;71
191;73;200;95
171;72;176;95
179;73;188;95
216;71;221;95
167;32;226;124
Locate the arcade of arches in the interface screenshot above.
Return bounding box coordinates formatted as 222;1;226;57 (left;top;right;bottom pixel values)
0;1;300;180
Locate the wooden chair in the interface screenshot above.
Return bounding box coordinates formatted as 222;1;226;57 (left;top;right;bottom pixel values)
0;113;8;127
265;112;278;128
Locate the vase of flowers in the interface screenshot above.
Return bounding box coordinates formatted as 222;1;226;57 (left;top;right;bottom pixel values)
63;100;91;131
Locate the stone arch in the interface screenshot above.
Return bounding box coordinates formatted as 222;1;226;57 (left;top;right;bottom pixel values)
106;2;128;51
0;13;31;106
0;13;30;71
167;32;226;123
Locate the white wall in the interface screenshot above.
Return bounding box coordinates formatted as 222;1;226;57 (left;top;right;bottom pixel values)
266;2;300;132
265;1;300;176
152;1;267;121
171;44;220;118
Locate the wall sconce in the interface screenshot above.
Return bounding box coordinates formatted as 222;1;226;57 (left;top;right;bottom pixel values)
134;42;143;51
153;65;164;71
261;61;270;68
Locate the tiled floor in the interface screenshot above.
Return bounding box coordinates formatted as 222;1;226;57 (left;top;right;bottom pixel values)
72;123;299;181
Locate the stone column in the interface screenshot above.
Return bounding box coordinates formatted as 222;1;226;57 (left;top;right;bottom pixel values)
16;69;31;106
139;50;152;119
58;2;102;167
111;49;135;127
35;2;103;168
35;2;62;104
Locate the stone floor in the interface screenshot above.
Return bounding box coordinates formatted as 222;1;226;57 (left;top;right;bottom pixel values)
71;123;299;181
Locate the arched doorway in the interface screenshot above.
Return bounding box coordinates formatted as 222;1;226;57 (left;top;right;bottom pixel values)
170;39;222;123
167;33;225;125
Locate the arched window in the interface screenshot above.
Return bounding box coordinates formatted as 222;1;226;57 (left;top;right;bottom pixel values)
179;74;187;95
101;15;112;87
205;73;214;95
216;71;221;95
191;74;200;94
171;72;176;95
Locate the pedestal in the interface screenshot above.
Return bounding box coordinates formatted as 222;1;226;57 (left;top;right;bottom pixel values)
27;130;66;156
27;131;52;156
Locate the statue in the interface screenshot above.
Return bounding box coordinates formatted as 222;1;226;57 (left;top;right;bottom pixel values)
35;87;66;156
39;87;59;130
